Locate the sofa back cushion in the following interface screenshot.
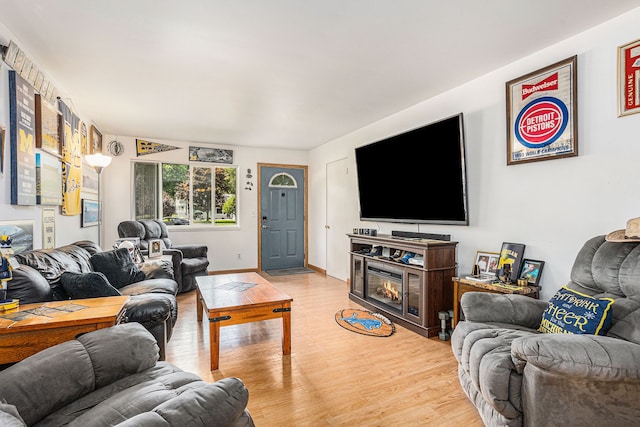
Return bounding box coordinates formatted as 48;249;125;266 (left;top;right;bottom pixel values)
90;248;145;289
90;248;146;289
60;271;122;299
0;323;158;426
568;235;640;343
6;264;53;303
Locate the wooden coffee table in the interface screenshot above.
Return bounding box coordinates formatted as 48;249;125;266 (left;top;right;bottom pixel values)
196;272;293;370
0;296;129;365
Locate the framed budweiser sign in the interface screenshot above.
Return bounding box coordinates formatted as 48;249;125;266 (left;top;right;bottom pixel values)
618;39;640;117
505;56;578;165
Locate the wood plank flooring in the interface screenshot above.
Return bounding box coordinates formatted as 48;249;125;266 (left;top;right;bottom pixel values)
166;272;483;426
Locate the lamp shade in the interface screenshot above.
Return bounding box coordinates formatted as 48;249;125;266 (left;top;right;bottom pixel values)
85;153;112;173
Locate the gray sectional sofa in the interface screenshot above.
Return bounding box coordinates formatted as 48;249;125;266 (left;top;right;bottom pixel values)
0;323;254;426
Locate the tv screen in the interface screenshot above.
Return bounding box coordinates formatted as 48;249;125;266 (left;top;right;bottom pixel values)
354;113;468;225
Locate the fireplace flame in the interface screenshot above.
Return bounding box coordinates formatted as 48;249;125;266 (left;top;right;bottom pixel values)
383;280;400;301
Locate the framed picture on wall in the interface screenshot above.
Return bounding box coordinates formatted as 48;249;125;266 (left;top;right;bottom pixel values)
506;56;578;165
618;38;640;117
34;94;62;157
0;220;34;254
89;125;103;154
81;199;100;227
42;208;56;249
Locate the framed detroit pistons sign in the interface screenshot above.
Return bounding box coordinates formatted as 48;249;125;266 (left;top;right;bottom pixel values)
506;56;578;165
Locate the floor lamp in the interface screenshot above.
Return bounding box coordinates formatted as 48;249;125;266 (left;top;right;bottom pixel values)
84;153;112;247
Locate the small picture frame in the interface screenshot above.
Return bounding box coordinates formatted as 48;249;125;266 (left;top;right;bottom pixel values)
89;125;103;154
473;251;499;277
81;199;100;227
497;242;526;283
519;259;545;286
149;239;163;258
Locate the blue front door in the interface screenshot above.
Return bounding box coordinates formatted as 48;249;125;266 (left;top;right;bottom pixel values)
260;166;305;271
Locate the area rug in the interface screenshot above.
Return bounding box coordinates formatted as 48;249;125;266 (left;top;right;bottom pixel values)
334;308;395;337
265;267;315;276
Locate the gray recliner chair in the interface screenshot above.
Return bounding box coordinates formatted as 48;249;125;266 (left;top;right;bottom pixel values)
451;235;640;426
118;219;209;293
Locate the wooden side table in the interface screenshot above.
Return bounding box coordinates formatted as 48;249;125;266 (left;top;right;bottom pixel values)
452;277;539;328
0;296;129;365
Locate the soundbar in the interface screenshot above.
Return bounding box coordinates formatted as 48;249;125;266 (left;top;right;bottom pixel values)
391;230;451;241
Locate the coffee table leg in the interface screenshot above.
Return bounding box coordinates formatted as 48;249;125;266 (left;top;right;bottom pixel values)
196;290;203;322
282;306;291;355
210;320;220;370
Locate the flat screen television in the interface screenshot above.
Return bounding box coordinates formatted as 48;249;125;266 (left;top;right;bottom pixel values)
354;113;468;225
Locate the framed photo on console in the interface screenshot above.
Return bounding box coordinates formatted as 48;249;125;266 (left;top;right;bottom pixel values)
473;251;499;277
519;259;544;286
149;239;163;258
497;242;526;283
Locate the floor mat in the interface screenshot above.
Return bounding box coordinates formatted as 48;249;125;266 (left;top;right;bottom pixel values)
265;267;315;276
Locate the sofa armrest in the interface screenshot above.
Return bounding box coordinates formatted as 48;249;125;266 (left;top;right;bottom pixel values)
460;292;548;329
171;244;208;259
511;333;640;380
116;377;251;427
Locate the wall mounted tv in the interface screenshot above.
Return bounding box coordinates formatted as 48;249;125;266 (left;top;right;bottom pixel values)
354;113;468;225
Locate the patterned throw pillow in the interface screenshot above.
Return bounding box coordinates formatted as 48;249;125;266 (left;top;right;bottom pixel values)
538;286;614;335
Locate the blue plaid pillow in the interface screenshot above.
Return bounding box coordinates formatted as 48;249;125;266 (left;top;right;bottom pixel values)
538;286;614;335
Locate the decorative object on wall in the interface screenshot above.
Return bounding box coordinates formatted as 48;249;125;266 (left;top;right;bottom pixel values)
1;41;58;103
518;259;545;287
618;38;640;117
34;94;62;157
81;199;100;227
108;139;125;156
136;139;179;156
1;126;5;174
35;152;63;205
0;220;34;254
82;160;99;194
244;168;254;190
8;71;37;206
59;101;83;215
79;121;88;155
505;55;578;165
189;146;233;164
42;208;56;249
496;242;526;284
89;125;102;154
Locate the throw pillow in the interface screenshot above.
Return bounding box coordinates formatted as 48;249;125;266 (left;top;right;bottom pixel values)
89;248;146;289
538;286;614;335
60;271;122;299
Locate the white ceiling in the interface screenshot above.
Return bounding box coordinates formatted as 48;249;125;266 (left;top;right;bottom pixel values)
1;1;639;150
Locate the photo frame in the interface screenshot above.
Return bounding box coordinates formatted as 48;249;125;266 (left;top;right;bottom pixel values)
0;220;34;254
189;146;234;164
114;237;141;249
34;94;62;156
149;239;163;258
519;259;545;286
506;55;578;165
89;125;103;154
497;242;526;283
618;38;640;117
42;208;56;249
81;199;100;227
473;251;499;277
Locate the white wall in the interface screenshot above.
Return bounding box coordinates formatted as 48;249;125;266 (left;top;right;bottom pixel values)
100;136;307;272
308;8;640;301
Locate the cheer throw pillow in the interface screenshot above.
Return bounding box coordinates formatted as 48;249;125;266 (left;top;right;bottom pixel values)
538;286;614;335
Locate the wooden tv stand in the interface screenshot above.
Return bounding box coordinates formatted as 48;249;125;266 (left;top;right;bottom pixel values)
348;234;457;337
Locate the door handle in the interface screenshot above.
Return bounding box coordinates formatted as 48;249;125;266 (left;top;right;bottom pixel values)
262;225;270;229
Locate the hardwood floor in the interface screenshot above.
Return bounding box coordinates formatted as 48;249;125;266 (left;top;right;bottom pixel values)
166;272;483;426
